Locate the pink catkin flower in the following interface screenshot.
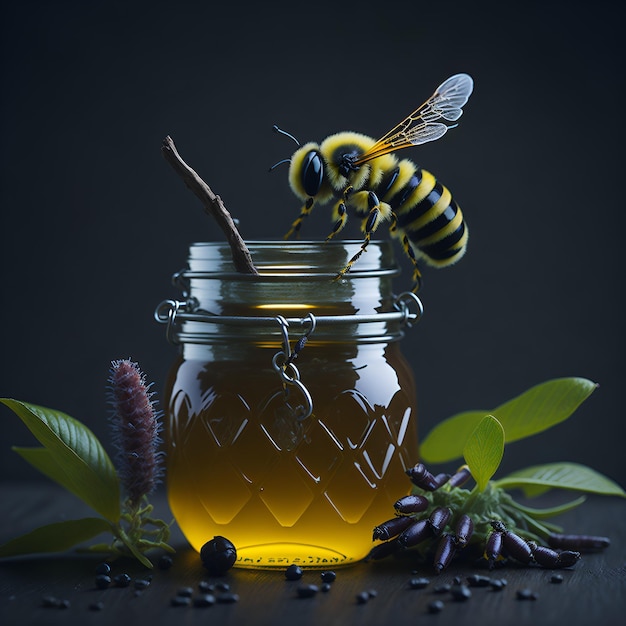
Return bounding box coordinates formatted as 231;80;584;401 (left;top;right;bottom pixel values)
108;359;163;505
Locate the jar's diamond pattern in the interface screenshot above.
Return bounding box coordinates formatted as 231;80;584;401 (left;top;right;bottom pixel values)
383;392;415;446
258;390;311;452
258;454;314;526
199;391;250;448
184;450;252;525
322;389;374;451
323;457;377;523
229;420;282;485
294;420;342;483
360;417;401;480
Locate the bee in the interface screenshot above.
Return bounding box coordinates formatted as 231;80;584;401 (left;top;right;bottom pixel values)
271;73;473;291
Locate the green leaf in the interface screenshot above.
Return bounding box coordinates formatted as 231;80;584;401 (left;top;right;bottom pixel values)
495;462;626;497
1;398;120;522
463;415;504;491
0;518;113;558
12;447;85;496
507;495;587;518
420;377;598;463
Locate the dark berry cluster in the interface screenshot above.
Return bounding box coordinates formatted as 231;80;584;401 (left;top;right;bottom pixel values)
368;463;610;573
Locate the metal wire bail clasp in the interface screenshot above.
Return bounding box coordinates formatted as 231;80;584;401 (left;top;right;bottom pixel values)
154;299;185;344
394;291;424;329
271;313;316;422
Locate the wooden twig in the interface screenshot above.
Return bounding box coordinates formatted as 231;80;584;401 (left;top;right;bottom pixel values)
161;135;258;275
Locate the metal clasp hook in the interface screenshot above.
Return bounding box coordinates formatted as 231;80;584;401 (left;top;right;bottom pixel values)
271;313;316;421
394;291;424;328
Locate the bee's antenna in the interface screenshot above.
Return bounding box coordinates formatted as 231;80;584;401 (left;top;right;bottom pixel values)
268;158;291;172
273;124;300;146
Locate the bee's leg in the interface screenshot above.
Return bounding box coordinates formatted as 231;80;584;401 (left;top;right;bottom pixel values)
284;197;315;240
400;232;423;293
389;210;398;235
325;185;354;241
325;201;348;242
335;191;382;280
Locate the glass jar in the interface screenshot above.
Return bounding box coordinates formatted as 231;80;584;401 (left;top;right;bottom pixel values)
155;240;422;569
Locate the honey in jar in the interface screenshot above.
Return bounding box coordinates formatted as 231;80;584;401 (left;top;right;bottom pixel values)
156;241;421;568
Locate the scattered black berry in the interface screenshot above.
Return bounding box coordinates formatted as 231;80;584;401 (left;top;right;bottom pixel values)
433;584;451;594
428;600;445;614
177;587;194;598
134;578;151;590
170;595;191;607
516;588;538;601
41;595;60;608
356;591;370;604
321;583;332;592
285;564;304;580
297;584;319;598
368;589;378;598
113;573;131;588
95;574;111;589
40;596;69;609
158;555;174;570
450;584;472;601
198;581;215;593
216;592;239;604
193;594;216;607
320;570;336;583
408;577;430;589
550;574;564;584
490;578;507;591
216;582;231;592
467;574;492;587
200;536;237;575
89;601;105;611
95;562;111;575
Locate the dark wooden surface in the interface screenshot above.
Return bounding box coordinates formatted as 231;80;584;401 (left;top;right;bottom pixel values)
1;482;625;626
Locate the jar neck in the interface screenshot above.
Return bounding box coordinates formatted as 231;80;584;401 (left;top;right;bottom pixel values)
157;241;422;345
185;240;399;314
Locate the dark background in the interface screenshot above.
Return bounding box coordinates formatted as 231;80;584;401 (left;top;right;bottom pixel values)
1;1;624;490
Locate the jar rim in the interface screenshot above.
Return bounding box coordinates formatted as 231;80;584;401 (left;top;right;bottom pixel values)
186;239;400;278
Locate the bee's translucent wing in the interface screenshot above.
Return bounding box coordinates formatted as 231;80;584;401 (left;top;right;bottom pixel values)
424;73;474;122
354;73;473;164
403;122;449;146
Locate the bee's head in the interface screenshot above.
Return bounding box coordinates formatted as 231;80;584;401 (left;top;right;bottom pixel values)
271;125;331;201
291;144;324;198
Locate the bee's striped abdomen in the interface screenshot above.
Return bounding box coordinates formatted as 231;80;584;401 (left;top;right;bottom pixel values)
386;164;467;267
